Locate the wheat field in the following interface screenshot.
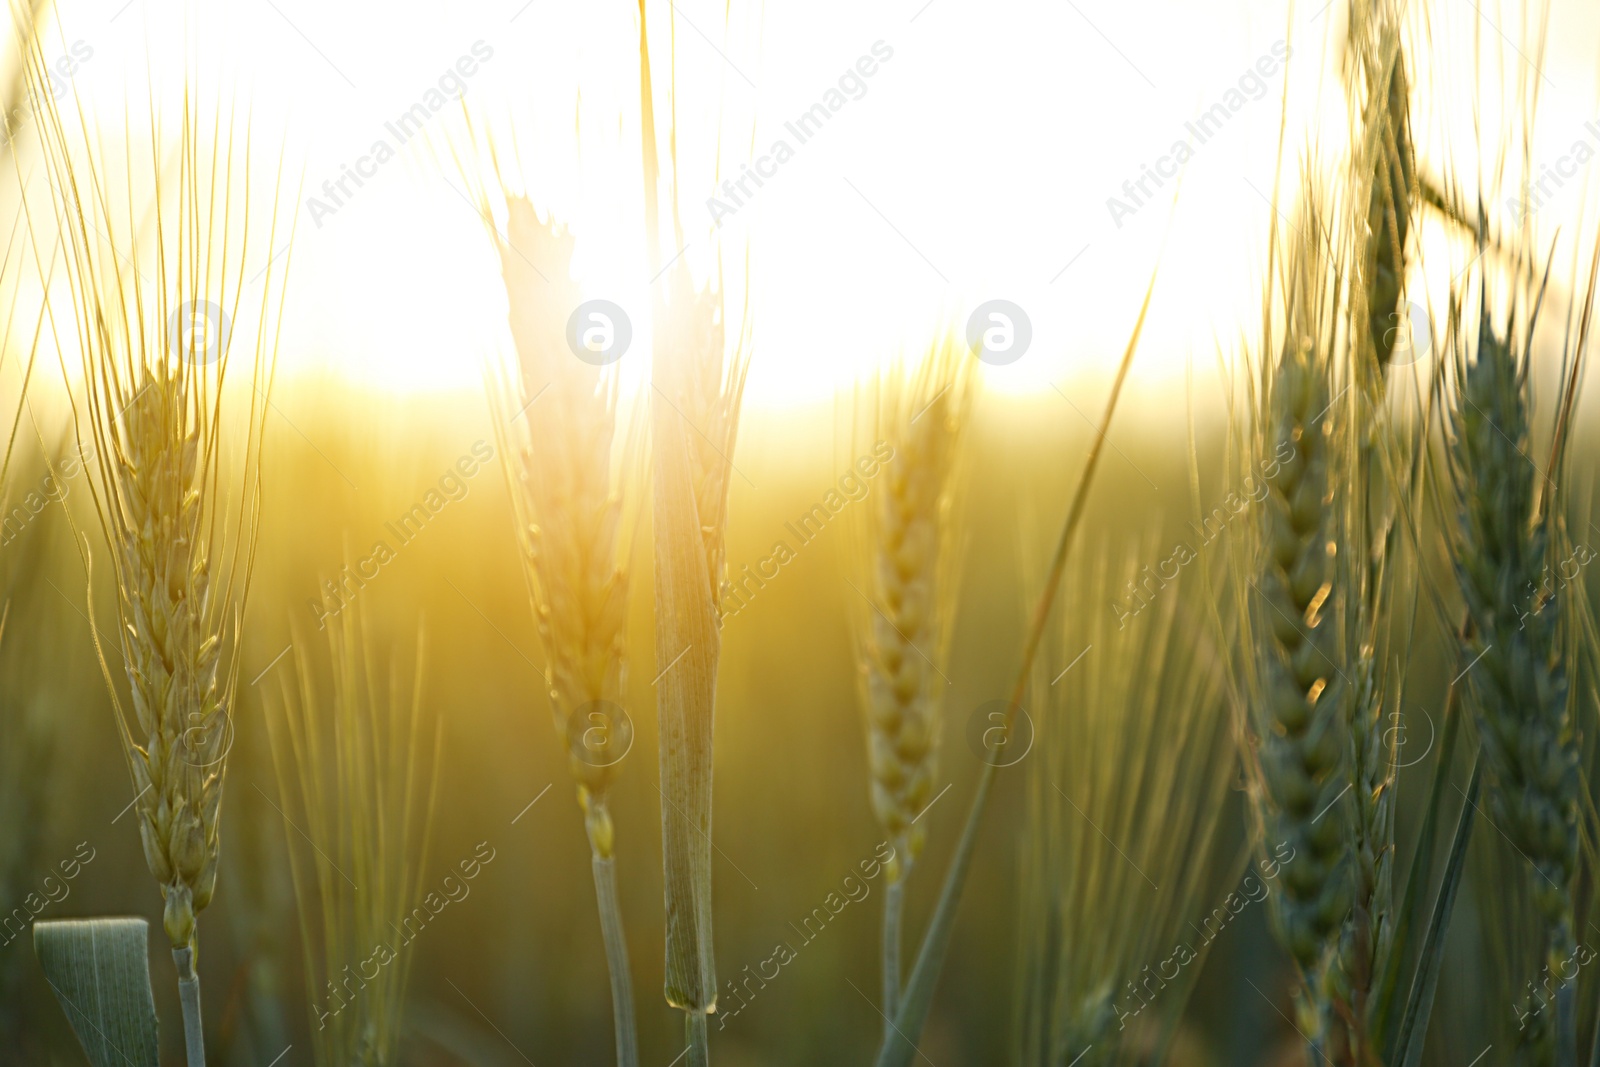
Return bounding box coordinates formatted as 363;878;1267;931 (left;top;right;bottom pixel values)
3;1;1600;1065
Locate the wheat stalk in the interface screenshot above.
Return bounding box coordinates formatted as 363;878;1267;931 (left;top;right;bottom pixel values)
1016;545;1235;1067
485;192;644;1067
636;6;751;1060
649;255;749;1054
264;606;439;1067
22;53;288;1067
849;334;971;1031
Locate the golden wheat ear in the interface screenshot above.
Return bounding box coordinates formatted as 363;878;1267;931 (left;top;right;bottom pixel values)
843;331;973;1035
20;36;290;1066
479;177;645;1067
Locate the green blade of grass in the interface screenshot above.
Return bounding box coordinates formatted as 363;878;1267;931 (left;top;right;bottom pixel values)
873;269;1156;1067
1374;676;1463;1054
1393;752;1481;1067
34;917;160;1067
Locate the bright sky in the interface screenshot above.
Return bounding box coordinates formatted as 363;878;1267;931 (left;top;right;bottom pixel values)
30;0;1600;409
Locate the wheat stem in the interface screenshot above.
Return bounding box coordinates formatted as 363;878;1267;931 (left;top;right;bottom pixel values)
174;945;204;1067
882;879;903;1031
686;1011;709;1067
592;850;639;1067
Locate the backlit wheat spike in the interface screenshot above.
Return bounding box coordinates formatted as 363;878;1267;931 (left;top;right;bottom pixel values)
853;333;971;1035
115;368;226;953
859;336;970;876
486;193;642;1067
23;49;287;1067
493;196;634;855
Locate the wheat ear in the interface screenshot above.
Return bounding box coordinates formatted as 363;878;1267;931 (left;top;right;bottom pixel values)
486;193;643;1067
1348;8;1415;370
1236;197;1356;1058
23;56;288;1067
1330;5;1418;1050
1447;302;1581;1067
852;334;971;1030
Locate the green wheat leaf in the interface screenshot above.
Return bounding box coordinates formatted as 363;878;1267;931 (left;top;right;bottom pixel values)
34;917;160;1067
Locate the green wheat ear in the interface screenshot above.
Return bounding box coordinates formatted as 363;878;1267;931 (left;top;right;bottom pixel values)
1447;306;1580;1065
1227;172;1367;1061
1253;328;1353;972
